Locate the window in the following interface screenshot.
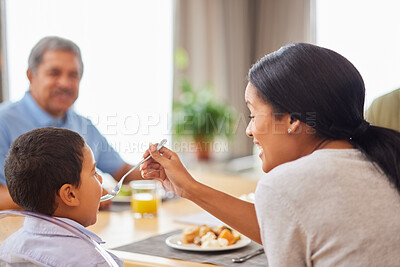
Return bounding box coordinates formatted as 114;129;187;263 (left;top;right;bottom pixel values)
5;0;173;163
316;0;400;108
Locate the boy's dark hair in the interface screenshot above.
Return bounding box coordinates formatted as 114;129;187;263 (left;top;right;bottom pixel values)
5;127;86;215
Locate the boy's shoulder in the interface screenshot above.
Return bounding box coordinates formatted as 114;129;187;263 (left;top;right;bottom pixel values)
0;216;120;266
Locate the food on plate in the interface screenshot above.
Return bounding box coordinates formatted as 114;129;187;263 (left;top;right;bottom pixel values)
200;231;228;248
199;224;211;237
181;224;241;248
218;228;237;245
118;185;132;196
182;226;200;244
214;225;228;235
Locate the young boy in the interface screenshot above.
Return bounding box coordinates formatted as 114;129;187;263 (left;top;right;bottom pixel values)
0;127;123;266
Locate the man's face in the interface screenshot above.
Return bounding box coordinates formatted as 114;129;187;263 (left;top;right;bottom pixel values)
28;50;81;118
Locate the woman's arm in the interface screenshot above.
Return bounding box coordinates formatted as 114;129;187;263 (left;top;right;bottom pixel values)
141;145;261;243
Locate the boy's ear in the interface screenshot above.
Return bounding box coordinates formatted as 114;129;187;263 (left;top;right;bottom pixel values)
58;184;80;207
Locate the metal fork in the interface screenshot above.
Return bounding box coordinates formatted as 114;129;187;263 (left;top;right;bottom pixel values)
232;248;264;263
100;139;167;202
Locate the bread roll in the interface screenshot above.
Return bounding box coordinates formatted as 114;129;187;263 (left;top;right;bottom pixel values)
182;226;199;244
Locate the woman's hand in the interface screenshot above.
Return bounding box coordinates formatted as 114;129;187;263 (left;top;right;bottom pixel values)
140;144;196;198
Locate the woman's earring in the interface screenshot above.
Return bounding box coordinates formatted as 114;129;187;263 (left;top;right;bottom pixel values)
288;128;292;134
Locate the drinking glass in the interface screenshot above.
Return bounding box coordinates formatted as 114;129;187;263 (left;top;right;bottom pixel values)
130;180;161;218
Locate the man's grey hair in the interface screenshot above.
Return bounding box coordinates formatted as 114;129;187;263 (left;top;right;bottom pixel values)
28;36;84;77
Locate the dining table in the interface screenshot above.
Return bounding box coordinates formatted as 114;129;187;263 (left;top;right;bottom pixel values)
88;169;261;267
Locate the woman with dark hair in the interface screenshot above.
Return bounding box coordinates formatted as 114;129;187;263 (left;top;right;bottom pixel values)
141;43;400;266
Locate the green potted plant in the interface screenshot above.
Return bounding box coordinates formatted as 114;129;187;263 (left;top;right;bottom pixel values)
173;79;236;160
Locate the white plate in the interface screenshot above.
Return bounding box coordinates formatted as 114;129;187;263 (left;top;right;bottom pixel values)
111;196;131;203
165;234;251;252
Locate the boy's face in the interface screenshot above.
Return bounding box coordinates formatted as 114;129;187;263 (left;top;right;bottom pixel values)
76;144;103;227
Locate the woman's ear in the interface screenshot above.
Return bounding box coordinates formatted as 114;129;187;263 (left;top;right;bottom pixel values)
287;117;301;134
58;184;80;207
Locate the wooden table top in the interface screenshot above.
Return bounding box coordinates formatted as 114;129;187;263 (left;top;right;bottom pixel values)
89;170;259;266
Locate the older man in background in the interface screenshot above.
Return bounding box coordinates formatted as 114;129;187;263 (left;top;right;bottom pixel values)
0;36;140;210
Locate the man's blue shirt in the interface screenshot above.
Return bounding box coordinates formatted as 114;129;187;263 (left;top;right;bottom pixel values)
0;92;124;185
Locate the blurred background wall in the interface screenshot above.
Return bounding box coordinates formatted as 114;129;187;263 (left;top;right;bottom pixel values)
173;0;312;158
0;0;399;168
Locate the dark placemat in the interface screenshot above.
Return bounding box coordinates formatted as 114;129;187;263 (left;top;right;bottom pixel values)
113;229;268;266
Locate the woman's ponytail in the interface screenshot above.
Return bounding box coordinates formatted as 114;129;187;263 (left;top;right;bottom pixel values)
352;126;400;194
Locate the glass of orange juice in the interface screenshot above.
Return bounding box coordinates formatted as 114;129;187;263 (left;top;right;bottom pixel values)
129;180;161;218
